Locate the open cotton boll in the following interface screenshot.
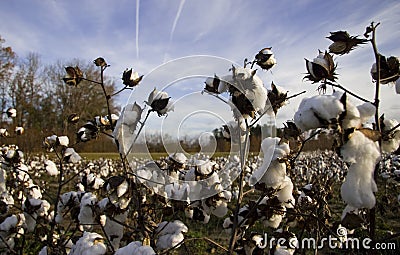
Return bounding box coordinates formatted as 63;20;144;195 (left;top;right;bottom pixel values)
277;176;295;208
44;160;58;176
294;95;344;131
117;180;129;197
313;51;329;70
357;102;375;124
244;83;269;115
340;130;380;164
57;136;69;147
165;182;190;201
211;200;229;218
333;91;375;129
340;131;380;209
259;160;287;188
156;220;188;236
69;231;106;255
155;220;187;250
78;193;97;229
156;232;184;250
382;119;400;153
115;241;156;255
341;169;377;209
249;138;289;187
263;213;284;229
0;214;19;232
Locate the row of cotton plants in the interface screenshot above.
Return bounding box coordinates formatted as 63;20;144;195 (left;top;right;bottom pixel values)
0;22;399;255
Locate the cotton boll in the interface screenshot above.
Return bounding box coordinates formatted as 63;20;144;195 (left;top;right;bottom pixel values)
341;205;359;221
276;177;295;208
64;148;82;163
357;102;375;124
263;213;284;229
156;232;184;250
381;119;400;153
340;131;380;209
258;160;287;188
155;220;187;250
249;138;289;186
57;136;69;147
294;95;344;131
69;231;107;255
115;241;156;255
294;100;321;131
99;215;106;226
27;184;42;199
156;220;188;236
0;215;19;232
44;160;58;176
78;193;97;229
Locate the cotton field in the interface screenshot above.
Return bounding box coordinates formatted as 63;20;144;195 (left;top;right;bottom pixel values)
0;21;399;254
0;145;399;254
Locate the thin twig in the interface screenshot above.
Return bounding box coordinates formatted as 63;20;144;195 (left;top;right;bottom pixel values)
325;81;373;104
249;90;307;128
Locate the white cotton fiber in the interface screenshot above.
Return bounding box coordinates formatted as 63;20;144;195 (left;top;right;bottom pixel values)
276;176;295;208
294;94;344;131
357;102;375;124
340;131;380;209
381;119;400;153
249;138;289;187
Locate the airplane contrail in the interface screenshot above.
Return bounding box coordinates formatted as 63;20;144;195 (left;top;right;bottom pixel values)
169;0;186;42
135;0;140;59
164;0;185;62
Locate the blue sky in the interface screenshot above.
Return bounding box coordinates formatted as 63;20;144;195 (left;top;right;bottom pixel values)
1;0;400;141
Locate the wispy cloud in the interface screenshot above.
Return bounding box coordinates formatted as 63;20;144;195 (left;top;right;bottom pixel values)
136;0;140;59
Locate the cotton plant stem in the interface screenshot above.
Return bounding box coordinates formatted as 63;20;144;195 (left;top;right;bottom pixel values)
48;147;64;250
325;81;372;104
228;119;250;254
370;21;381;244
